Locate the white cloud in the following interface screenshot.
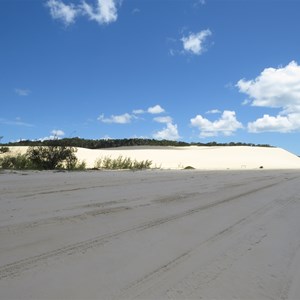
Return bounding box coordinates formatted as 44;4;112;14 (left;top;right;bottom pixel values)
132;8;140;14
97;105;165;126
241;99;251;106
39;129;65;141
206;109;221;114
101;135;112;140
133;105;165;115
153;116;173;123
191;110;243;137
132;109;145;114
248;115;295;133
147;105;165;114
237;61;300;133
46;0;120;26
193;0;206;7
153;123;180;140
0;118;33;127
15;88;31;96
181;29;212;55
237;61;300;109
169;49;176;56
81;0;118;25
46;0;79;26
98;113;133;124
51;129;65;137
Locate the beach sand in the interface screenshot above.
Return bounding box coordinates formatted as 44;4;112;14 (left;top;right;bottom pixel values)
1;169;300;299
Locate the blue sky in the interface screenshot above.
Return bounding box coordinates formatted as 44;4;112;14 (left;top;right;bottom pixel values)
1;0;300;154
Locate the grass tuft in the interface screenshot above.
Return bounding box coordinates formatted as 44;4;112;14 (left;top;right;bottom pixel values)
94;156;152;170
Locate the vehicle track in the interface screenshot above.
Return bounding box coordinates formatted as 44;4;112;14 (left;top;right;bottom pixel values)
0;176;294;280
117;194;299;299
0;175;276;232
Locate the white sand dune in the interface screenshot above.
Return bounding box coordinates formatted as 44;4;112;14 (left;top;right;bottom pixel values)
6;145;300;169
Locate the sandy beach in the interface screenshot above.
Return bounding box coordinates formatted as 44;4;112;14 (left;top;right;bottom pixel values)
1;169;300;299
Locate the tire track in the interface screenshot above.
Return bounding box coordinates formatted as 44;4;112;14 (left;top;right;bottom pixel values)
15;174;195;199
0;204;131;232
117;194;299;300
0;176;296;280
0;176;275;232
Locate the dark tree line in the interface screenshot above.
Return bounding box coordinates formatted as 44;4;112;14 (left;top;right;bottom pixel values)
1;138;272;149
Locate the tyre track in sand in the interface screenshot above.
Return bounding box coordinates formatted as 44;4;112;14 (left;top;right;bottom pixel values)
0;174;274;232
0;175;297;280
117;188;300;299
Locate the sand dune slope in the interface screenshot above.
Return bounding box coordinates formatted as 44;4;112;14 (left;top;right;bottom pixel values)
5;145;300;169
76;146;300;169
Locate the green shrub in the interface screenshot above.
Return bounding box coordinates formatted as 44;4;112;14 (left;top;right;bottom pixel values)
26;146;78;170
73;161;86;170
94;156;152;170
0;146;9;154
0;153;33;170
0;146;86;171
184;166;195;170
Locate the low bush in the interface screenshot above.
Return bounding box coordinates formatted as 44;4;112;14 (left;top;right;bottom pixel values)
184;166;195;170
0;153;33;170
0;146;10;154
26;146;79;170
74;161;86;170
95;156;152;170
0;146;86;170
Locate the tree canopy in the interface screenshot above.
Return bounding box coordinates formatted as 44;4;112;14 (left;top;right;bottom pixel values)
1;138;272;149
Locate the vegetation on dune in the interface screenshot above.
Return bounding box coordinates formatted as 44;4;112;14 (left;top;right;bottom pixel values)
1;137;273;149
0;153;33;170
94;156;152;170
0;137;273;171
0;146;9;154
184;166;195;170
26;145;78;170
0;146;149;171
0;146;86;170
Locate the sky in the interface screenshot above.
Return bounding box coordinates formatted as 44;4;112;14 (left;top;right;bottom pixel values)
1;0;300;155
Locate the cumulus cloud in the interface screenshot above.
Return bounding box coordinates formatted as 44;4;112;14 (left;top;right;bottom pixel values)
133;105;165;115
147;105;165;114
39;129;65;141
248;114;299;133
51;129;65;137
181;29;212;55
81;0;118;24
97;105;165;126
46;0;79;26
15;88;31;96
190;110;243;137
237;61;300;133
153;123;180;140
98;113;133;124
153;116;173;123
46;0;120;26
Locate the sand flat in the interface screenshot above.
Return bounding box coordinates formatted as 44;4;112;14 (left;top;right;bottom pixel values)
1;170;300;299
